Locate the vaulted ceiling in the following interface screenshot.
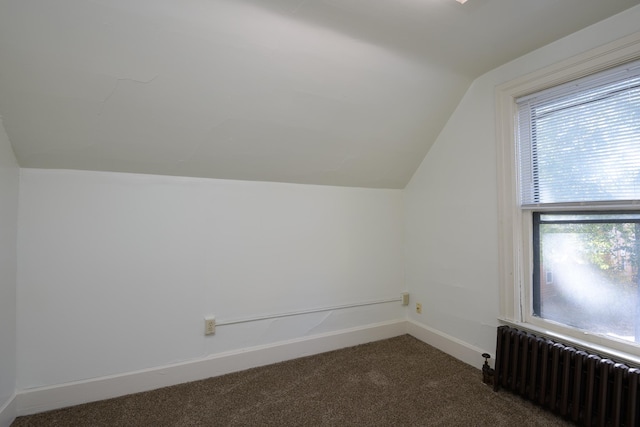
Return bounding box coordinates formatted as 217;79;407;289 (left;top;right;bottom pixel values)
0;0;638;188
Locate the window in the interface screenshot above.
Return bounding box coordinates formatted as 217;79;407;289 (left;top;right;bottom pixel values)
496;32;640;357
520;59;640;343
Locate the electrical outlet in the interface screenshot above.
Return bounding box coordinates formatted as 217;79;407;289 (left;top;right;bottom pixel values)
204;317;216;335
401;292;410;306
416;303;422;314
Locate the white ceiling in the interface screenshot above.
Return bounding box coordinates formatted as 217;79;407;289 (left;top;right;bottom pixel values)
0;0;638;188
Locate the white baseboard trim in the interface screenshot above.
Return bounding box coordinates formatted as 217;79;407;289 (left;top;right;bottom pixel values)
406;320;489;369
0;394;16;427
16;319;406;417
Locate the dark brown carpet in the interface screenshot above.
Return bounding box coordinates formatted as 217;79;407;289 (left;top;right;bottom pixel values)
13;335;571;426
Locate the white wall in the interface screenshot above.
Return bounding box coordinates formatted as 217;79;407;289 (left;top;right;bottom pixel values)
0;118;19;426
16;169;404;389
12;4;640;414
404;6;640;359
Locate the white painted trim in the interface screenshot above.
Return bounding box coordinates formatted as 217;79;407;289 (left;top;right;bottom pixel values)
0;394;16;427
406;320;490;369
495;32;640;336
499;319;640;369
16;320;406;417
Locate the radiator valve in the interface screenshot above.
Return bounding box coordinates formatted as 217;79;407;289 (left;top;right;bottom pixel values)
482;353;495;386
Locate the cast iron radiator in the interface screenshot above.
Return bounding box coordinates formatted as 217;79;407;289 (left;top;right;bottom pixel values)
494;325;640;427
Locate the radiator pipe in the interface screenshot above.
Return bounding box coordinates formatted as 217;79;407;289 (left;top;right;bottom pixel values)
482;353;495;386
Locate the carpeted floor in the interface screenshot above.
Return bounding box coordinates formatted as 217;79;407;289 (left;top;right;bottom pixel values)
12;335;572;426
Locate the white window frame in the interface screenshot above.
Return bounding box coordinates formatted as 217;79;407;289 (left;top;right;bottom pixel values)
496;31;640;362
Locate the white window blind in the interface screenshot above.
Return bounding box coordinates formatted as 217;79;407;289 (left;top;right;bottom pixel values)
517;60;640;207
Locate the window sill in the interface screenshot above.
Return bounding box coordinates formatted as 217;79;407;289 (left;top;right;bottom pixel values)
498;317;640;369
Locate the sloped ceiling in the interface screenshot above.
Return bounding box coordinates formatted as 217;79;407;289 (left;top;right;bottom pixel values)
0;0;638;188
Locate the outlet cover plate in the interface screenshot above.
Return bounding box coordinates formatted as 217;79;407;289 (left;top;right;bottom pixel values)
205;317;216;335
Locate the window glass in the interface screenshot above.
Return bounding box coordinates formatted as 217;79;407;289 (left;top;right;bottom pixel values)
534;213;640;343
